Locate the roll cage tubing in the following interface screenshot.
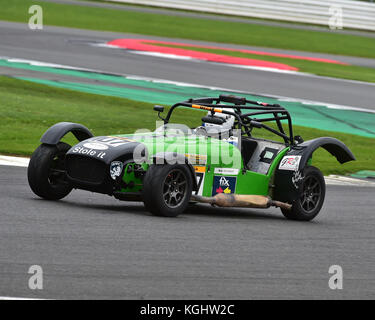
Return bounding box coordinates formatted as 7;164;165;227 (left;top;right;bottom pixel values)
163;95;295;145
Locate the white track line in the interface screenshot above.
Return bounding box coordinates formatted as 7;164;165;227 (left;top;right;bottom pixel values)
2;57;95;72
325;175;375;187
1;155;374;187
91;44;305;74
0;296;44;300
130;50;197;61
92;43;375;86
2;56;375;114
0;155;29;167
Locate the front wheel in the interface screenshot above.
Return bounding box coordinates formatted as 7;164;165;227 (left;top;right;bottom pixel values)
27;142;72;200
142;164;193;217
281;166;326;221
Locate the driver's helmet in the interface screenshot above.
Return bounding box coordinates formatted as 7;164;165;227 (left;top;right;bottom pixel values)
202;109;235;138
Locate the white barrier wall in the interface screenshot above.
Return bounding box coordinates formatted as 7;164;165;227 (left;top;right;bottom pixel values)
108;0;375;31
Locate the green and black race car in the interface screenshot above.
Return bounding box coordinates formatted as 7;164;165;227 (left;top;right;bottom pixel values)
27;95;355;221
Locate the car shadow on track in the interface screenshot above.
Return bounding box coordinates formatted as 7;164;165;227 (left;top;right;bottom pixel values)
29;195;287;221
184;203;286;221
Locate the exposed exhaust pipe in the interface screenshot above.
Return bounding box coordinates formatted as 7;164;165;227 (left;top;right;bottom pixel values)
191;193;292;211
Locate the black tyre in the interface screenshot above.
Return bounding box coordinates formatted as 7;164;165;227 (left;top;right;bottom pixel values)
142;164;193;217
27;142;72;200
281;166;325;221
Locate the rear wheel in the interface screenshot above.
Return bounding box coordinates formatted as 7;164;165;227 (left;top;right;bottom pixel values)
142;164;193;217
281;166;325;221
27;142;72;200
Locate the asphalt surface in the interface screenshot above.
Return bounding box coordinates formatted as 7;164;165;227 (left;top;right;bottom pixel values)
0;165;374;299
1;21;375;110
1;18;375;300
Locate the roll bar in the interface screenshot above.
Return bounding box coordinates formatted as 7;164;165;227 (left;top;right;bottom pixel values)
163;95;295;145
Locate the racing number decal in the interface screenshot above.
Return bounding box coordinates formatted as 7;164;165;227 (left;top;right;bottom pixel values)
195;173;204;195
193;166;206;196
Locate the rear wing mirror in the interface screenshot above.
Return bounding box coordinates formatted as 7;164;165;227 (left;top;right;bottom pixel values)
154;105;164;113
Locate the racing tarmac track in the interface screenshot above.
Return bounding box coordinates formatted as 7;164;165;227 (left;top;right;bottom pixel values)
1;21;375;109
0;21;375;299
0;166;374;299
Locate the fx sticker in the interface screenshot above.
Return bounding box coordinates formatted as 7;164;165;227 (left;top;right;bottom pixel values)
212;176;236;196
279;156;301;171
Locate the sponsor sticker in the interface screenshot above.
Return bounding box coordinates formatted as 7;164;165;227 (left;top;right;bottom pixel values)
214;168;239;175
110;161;124;180
87;137;133;148
279;155;301;171
212;176;236;196
185;153;207;165
71;146;106;159
292;170;304;189
193;166;206;173
222;136;239;148
109;136;135;143
83;142;108;150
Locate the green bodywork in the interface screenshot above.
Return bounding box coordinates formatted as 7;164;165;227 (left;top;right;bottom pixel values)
115;131;289;197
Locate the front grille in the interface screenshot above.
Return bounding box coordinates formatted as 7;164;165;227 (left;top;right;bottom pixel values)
66;155;106;184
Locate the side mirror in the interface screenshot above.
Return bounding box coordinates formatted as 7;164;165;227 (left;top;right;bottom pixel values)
294;135;304;144
154;105;166;122
154;105;164;113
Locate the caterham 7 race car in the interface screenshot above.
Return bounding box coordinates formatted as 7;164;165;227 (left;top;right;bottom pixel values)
28;95;355;221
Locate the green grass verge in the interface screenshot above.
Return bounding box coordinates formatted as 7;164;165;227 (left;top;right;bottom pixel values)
152;43;375;83
1;76;374;175
2;0;375;59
